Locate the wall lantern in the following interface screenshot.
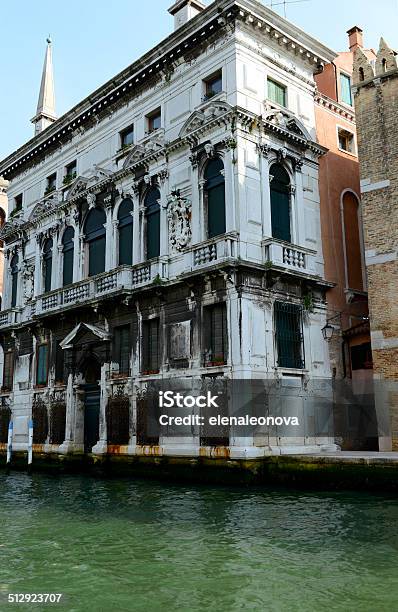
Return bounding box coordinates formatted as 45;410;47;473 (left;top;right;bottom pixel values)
321;322;335;341
321;313;342;342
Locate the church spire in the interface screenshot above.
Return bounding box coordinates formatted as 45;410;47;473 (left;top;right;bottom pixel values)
31;37;57;135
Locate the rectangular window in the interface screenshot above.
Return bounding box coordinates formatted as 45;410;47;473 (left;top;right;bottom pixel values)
46;173;57;194
120;124;134;148
64;161;77;185
2;350;14;391
340;73;352;106
204;70;222;100
338;127;355;154
142;319;160;374
36;344;49;386
275;302;304;369
204;303;228;366
147;109;161;133
115;325;131;376
14;194;23;212
267;78;287;107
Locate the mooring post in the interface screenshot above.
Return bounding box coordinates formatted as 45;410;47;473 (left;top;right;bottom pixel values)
27;419;33;472
6;421;13;472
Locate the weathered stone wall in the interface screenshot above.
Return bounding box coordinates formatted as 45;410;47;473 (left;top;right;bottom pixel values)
353;40;398;449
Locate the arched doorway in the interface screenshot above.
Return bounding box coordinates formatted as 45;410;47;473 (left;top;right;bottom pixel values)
82;357;101;453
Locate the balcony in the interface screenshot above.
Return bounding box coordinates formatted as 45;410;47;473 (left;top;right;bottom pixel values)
262;238;318;277
189;233;239;271
35;261;167;316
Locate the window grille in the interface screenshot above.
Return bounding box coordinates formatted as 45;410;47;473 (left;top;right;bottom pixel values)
204;303;228;366
142;319;160;373
274;301;304;369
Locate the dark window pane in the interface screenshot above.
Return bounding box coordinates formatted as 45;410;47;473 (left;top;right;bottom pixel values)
270;163;291;242
204;303;227;365
121;126;134;147
118;199;133;265
142;319;160;373
63;249;74;286
2;351;14;391
145;189;160;259
275;302;304;369
205;158;226;238
115;325;131;375
37;345;49;386
84;208;106;276
10;254;18;307
89;237;106;276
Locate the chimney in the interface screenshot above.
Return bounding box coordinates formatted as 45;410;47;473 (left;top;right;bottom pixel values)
347;26;364;52
168;0;206;31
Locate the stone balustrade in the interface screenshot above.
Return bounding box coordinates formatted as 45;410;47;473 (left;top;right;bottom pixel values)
262;238;317;275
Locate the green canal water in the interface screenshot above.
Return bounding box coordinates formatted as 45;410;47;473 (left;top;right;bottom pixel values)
0;473;397;612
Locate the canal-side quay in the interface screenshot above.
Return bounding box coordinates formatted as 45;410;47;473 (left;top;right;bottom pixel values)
1;449;398;492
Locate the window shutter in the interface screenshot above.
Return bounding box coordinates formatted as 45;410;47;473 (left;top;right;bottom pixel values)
208;183;226;238
119;224;133;265
89;237;106;276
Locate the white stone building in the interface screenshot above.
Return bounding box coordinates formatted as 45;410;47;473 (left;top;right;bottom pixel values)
0;0;338;459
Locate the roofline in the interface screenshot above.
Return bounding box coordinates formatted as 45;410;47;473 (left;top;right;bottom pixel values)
0;0;336;179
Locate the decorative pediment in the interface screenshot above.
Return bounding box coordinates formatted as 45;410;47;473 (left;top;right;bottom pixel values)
179;101;233;138
264;109;312;141
60;322;111;349
29;192;60;222
123;145;147;169
0;217;24;239
66;176;89;199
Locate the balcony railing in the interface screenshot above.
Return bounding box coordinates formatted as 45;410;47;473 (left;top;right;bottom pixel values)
35;263;165;316
190;233;239;270
262;239;317;276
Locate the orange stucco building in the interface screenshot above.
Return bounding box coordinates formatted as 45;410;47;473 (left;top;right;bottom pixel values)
315;28;376;387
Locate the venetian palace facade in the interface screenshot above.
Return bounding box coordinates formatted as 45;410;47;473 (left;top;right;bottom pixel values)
0;0;345;459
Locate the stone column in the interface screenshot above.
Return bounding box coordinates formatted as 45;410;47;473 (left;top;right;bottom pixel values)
92;362;109;455
293;161;305;246
132;187;141;265
33;235;42;297
258;143;272;238
158;170;169;258
223;147;237;234
112;220;119;268
71;217;80;284
190;154;201;244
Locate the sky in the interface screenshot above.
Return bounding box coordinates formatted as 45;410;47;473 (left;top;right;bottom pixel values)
0;0;397;160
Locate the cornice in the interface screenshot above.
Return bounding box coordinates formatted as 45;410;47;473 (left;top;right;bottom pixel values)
315;92;356;124
0;0;335;181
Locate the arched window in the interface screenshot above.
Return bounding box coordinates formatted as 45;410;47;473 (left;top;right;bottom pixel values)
84;208;106;276
382;58;387;73
10;254;18;308
118;198;133;265
204;158;226;238
145;188;160;260
270;163;291;243
62;226;75;287
43;238;53;293
359;67;365;82
342;192;363;291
